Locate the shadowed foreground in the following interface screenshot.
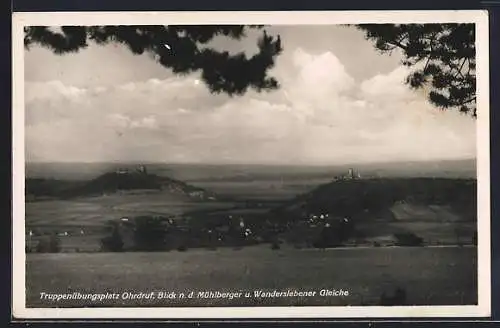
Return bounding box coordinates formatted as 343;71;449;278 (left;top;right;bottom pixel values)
26;246;477;307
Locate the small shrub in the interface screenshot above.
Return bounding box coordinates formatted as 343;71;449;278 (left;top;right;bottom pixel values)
133;216;168;251
49;234;61;252
177;245;188;252
254;236;264;243
394;233;423;247
271;241;281;250
472;231;478;245
100;226;124;252
373;241;381;247
36;234;61;253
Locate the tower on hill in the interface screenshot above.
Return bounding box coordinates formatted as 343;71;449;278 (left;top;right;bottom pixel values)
346;168;361;180
137;165;147;174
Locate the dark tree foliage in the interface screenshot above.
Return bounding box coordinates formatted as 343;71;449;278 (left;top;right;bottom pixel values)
36;233;61;253
472;230;478;245
24;25;283;96
100;221;124;252
356;24;476;117
133;216;168;251
313;219;355;249
394;232;424;247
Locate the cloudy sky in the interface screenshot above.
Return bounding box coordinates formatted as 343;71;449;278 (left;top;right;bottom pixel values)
24;25;476;165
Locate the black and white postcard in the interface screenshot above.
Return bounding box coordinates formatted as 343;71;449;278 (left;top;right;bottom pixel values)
12;10;491;319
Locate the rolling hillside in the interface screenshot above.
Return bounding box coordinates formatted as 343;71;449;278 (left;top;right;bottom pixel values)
25;170;216;201
275;177;476;218
271;177;477;245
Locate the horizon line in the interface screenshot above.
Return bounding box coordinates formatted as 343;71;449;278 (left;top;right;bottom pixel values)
24;157;476;167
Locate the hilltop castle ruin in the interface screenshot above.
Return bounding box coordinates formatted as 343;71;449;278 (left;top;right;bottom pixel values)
115;165;148;175
334;168;361;181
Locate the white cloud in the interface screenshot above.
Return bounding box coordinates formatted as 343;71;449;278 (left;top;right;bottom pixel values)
25;80;87;103
107;113;158;130
360;66;413;100
24;49;476;164
291;48;355;97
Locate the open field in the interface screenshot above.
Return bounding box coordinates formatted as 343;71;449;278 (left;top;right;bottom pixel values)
26;246;477;307
26;193;239;226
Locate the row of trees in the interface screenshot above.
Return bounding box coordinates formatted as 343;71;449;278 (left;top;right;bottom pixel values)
26;234;61;253
27;223;476;253
99;214;479;252
100;216;259;252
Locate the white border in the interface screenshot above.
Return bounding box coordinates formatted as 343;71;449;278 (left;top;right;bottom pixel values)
12;10;491;319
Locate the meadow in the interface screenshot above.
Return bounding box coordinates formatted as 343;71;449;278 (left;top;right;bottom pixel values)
26;193;239;226
26;246;477;307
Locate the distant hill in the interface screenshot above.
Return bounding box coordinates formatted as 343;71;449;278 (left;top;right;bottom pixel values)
271;177;477;245
25;170;216;201
275;177;476;218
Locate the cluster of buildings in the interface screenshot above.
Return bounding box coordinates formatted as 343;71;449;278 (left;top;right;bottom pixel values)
333;168;362;181
303;212;350;228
